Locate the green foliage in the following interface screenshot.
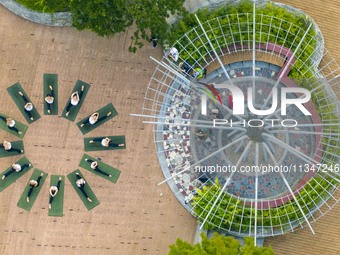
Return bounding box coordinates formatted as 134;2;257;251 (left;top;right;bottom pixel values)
40;0;69;12
165;0;317;74
192;178;336;233
169;237;207;255
125;0;187;52
16;0;187;52
240;237;275;255
166;0;340;193
15;0;45;12
15;0;68;12
168;233;275;255
63;0;186;52
69;0;130;36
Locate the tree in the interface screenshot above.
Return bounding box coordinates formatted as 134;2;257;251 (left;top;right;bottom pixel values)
40;0;69;12
42;0;187;52
168;238;208;255
168;233;276;255
240;237;275;255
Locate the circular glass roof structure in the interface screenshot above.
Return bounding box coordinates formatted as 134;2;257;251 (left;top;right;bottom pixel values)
135;1;340;241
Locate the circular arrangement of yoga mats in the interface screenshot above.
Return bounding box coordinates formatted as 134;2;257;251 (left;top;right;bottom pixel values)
136;3;340;240
0;74;124;215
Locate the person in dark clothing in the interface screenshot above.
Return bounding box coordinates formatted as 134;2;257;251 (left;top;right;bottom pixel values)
89;137;125;148
0;116;22;134
85;158;112;177
65;85;85;116
2;163;31;180
18;91;34;120
150;34;158;48
45;85;54;114
0;141;23;153
75;173;92;202
48;177;62;209
80;111;112;127
26;173;44;202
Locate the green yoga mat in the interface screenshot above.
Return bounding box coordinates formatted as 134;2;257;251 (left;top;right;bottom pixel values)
61;80;90;122
0;157;32;192
79;154;121;183
77;103;118;135
84;135;126;152
48;175;65;217
17;169;48;211
0;113;28;138
7;82;41;124
0;140;24;158
67;170;100;211
43;73;58;115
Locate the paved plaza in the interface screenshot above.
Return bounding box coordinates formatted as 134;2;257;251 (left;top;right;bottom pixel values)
0;1;339;255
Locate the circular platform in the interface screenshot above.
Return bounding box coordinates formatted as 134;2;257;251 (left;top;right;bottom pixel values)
140;1;340;238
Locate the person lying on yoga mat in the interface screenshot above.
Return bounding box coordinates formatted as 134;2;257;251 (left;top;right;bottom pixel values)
1;163;31;180
75;173;92;202
0;116;23;134
80;111;112;127
65;85;85;116
45;85;54;114
18;91;34;120
26;172;44;202
48;177;62;209
0;141;23;153
85;158;112;177
89;137;125;148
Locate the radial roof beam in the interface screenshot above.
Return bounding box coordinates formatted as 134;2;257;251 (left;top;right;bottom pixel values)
157;135;248;185
199;141;253;229
141;119;246;132
252;1;257;101
254;142;259;246
150;56;191;84
194;14;233;84
263;143;315;234
261;22;313;110
262;133;320;165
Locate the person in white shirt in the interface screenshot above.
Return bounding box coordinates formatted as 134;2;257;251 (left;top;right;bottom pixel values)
0;116;22;134
18;91;34;120
1;163;31;180
26;173;44;202
65;85;85;116
84;158;112;177
89;137;125;148
48;176;62;209
45;85;54;114
168;47;179;62
75;173;92;202
80;111;112;127
0;140;23;153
